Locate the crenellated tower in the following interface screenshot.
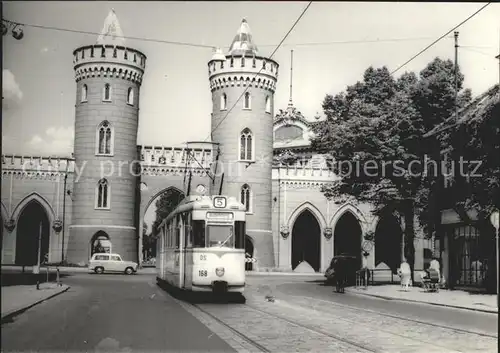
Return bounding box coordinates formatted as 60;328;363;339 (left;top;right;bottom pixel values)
208;19;279;270
66;9;147;264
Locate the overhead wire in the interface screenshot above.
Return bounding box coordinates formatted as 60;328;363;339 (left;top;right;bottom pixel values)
3;18;449;50
2;18;215;49
390;2;492;75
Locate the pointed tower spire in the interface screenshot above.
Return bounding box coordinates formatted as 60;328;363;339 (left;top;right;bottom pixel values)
96;8;126;46
228;18;258;56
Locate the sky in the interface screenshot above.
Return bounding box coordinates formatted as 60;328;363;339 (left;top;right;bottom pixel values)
2;1;500;158
2;2;500;230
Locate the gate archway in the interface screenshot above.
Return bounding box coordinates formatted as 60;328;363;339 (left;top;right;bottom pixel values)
291;209;321;272
245;235;254;271
15;201;50;266
90;231;111;258
143;187;184;260
375;213;403;273
333;211;362;269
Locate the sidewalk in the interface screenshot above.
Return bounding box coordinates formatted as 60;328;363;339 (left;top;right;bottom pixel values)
1;283;70;320
347;284;498;314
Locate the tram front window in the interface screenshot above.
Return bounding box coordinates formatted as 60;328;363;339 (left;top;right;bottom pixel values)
207;225;234;247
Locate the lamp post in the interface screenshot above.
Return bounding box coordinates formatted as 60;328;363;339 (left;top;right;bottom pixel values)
489;210;499;309
2;19;24;40
61;172;68;264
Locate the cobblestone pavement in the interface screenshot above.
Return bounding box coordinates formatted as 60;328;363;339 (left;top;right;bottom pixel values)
174;277;497;353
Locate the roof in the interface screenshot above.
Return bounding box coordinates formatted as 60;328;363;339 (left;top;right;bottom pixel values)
425;84;499;137
274;101;311;127
228;19;258;56
96;9;126;46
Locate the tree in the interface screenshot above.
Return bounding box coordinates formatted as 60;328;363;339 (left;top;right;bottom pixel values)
311;59;468;281
446;84;500;216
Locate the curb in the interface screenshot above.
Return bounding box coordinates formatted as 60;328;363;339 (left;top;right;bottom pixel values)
246;272;324;276
347;290;498;314
1;286;70;323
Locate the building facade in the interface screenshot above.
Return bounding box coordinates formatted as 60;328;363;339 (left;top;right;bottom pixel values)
1;10;431;277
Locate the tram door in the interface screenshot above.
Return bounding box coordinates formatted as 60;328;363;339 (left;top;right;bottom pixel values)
182;212;192;289
179;212;191;289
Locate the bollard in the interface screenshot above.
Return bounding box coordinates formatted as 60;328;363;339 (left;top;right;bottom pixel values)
36;281;40;290
56;268;61;286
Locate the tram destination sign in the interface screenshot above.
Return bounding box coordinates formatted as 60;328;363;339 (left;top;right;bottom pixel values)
207;212;233;220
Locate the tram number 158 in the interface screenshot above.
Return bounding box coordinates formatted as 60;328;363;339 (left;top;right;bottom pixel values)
199;270;208;277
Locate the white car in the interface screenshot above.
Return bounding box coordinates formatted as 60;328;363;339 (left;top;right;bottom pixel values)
89;253;138;275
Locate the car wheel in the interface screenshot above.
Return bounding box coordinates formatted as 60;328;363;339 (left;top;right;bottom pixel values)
125;267;134;275
95;267;104;274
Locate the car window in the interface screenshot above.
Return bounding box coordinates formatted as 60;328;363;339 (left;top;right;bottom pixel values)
95;255;109;261
111;255;121;261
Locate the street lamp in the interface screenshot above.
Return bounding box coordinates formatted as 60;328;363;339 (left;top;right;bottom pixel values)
2;19;24;40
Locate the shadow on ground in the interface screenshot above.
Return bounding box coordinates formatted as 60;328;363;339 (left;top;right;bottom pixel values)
156;280;246;305
1;271;72;287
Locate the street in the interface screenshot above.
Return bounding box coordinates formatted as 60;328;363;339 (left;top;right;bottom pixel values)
1;272;234;352
1;273;497;352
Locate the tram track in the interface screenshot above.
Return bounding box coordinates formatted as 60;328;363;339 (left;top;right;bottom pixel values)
244;292;496;352
284;293;498;339
191;300;378;353
155;280;495;352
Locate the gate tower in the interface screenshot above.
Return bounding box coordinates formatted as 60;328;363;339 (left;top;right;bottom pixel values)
207;19;279;269
66;9;147;264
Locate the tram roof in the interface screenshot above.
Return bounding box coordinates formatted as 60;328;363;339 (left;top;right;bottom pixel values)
160;195;246;227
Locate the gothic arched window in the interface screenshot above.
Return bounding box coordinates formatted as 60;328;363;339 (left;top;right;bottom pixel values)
103;83;111;101
244;92;251;109
127;87;134;105
81;84;88;102
220;93;227;110
265;96;271;113
240;184;251;212
240;128;253;161
97;120;113;155
96;179;110;209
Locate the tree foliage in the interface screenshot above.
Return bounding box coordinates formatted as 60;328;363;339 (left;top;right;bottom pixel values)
445;85;500;217
311;58;469;279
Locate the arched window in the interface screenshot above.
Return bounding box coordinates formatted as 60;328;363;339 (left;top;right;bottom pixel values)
230;57;234;67
241;57;245;67
244;92;251;109
220;93;227;110
97;121;113;155
81;84;88;102
252;57;256;68
96;179;110;209
103;83;111;101
240;184;251;212
127;87;134;105
240;128;253;161
265;96;271;113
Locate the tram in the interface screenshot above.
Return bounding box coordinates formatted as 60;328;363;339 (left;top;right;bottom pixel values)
156;195;247;295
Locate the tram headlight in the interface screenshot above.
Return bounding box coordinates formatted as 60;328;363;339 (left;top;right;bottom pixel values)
216;267;225;277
